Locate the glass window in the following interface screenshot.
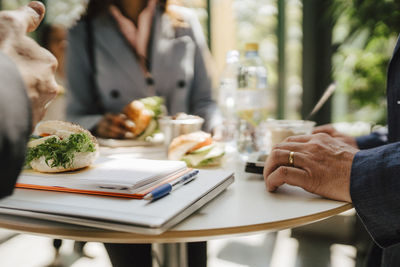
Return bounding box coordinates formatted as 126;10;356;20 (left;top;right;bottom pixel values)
211;0;303;119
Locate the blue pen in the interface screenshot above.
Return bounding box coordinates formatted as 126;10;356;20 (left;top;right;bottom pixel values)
144;169;199;201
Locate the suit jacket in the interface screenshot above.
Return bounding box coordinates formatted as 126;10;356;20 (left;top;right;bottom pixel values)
351;35;400;266
66;6;221;132
0;52;31;198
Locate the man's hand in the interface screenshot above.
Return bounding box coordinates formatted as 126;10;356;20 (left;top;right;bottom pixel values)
313;124;358;148
263;133;359;202
0;2;58;128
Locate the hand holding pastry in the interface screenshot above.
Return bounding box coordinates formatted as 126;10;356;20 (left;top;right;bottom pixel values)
122;96;163;140
95;113;134;139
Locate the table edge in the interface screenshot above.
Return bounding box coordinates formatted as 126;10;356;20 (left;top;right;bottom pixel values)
0;203;353;243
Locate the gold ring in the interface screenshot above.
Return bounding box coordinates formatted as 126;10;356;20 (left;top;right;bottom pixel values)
289;151;295;166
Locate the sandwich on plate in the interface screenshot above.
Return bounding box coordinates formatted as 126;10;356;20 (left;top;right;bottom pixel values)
25;120;99;173
123;96;164;140
168;131;225;167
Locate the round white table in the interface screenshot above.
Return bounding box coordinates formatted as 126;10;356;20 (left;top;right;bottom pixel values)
0;146;352;243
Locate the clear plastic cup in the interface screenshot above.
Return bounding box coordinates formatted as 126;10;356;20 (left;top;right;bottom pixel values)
158;114;204;147
264;119;316;151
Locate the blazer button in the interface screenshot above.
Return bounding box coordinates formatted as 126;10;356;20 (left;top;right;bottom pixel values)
177;80;186;89
110;89;120;98
146;77;154;86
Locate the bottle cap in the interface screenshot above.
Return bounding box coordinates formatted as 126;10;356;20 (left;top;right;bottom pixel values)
245;43;259;52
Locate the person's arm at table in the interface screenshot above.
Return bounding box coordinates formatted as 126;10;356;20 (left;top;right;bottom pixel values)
0;2;58;198
0;52;32;198
354;127;388;149
66;21;103;131
264;133;400;248
351;142;400;248
313;124;388;149
66;20;135;138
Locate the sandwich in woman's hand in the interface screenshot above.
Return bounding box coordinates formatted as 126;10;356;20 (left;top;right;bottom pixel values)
168;131;225;167
123;96;164;140
25;120;99;173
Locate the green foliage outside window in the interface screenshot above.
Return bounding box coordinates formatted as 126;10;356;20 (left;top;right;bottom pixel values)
332;0;400;125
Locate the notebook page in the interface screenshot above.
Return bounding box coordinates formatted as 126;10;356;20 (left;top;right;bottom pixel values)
18;157;187;190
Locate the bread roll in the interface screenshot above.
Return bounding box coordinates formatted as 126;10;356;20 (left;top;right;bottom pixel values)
28;120;99;173
123;100;152;136
168;131;211;161
35;120;97;144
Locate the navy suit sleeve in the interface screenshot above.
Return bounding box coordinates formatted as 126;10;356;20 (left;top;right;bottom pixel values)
0;52;31;199
350;142;400;248
356;128;388;149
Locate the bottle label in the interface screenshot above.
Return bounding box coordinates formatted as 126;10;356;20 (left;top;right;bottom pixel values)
235;89;273;126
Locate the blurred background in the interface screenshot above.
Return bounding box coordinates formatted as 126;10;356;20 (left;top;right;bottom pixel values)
1;0;400;266
0;0;400;124
3;0;399;126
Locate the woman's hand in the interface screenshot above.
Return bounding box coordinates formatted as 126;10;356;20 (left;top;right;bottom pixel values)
313;124;358;148
0;2;58;129
263;133;359;202
95;113;135;139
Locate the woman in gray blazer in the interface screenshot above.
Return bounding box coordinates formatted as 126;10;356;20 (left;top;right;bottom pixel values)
66;0;221;138
66;0;214;266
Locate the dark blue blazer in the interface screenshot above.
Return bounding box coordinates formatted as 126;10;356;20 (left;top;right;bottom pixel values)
0;52;31;198
351;35;400;266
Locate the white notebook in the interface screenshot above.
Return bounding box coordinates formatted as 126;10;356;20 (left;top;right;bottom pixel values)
17;157;188;196
0;169;234;235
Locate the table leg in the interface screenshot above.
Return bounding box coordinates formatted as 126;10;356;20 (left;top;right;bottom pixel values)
160;243;188;267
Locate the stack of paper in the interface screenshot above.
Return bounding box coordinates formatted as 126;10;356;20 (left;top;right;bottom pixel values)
17;157;188;198
1;169;234;234
1;155;235;234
